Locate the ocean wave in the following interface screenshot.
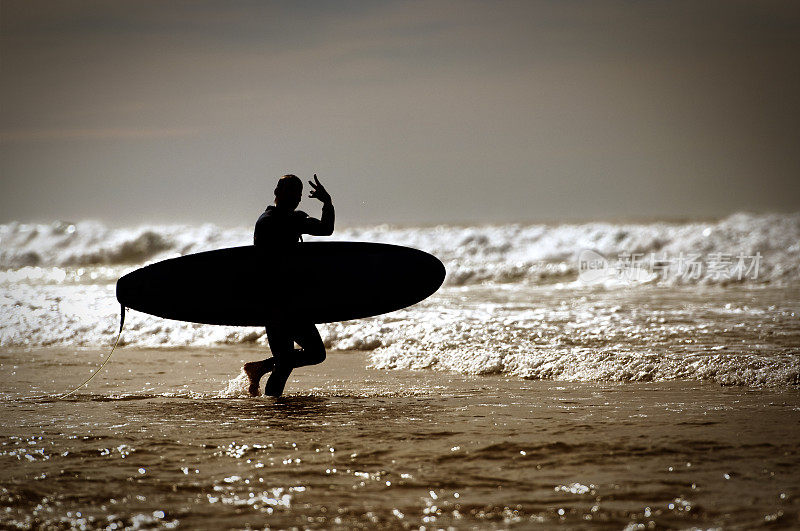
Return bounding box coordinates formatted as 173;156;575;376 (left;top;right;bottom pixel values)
2;213;798;389
365;288;800;388
1;212;798;286
2;281;797;388
370;342;800;388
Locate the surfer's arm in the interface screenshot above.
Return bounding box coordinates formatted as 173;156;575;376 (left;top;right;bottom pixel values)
253;212;268;246
303;201;334;236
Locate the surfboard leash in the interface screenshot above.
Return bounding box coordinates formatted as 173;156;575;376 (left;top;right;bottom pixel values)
57;305;126;400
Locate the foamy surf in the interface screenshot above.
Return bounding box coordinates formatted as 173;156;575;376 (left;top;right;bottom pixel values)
2;212;798;284
1;213;798;388
220;371;254;398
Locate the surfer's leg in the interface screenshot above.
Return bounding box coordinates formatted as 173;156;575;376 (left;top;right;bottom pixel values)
264;360;293;397
290;322;326;368
263;323;294;397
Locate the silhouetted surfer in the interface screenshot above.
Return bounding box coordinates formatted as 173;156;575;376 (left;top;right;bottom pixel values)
244;174;334;396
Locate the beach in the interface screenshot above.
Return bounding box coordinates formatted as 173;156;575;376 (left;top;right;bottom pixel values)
1;348;799;529
1;214;799;528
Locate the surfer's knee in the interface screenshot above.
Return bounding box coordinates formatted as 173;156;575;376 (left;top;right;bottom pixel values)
297;329;325;364
300;336;326;364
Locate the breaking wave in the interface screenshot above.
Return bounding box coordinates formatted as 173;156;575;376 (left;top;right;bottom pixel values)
1;212;798;387
1;212;799;285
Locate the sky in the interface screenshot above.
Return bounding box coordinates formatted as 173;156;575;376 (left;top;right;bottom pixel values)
1;0;799;227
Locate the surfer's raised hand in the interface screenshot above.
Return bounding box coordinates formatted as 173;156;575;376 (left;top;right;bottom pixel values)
308;174;331;204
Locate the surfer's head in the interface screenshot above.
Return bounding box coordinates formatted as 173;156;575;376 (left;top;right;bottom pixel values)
274;174;302;210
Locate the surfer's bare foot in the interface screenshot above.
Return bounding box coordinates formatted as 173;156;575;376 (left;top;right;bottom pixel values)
243;359;274;397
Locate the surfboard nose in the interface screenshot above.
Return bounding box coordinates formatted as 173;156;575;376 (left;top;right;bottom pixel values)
416;249;446;297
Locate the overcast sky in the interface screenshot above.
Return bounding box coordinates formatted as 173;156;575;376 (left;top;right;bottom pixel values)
2;0;798;227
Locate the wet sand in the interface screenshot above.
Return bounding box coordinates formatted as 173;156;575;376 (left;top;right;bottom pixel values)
1;346;799;529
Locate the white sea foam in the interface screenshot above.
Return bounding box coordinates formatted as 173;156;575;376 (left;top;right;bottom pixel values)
1;213;798;387
1;212;798;284
219;371;253;398
0;220;245;269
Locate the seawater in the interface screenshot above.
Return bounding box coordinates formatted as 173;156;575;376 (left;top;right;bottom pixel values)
1;351;799;529
1;212;799;528
1;212;798;387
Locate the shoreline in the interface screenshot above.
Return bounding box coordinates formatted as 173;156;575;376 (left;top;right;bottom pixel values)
2;343;798;399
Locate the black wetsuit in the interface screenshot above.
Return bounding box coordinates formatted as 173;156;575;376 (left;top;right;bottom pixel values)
254;202;334;396
254;203;335;249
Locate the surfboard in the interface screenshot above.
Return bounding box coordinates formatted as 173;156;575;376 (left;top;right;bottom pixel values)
116;242;446;325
